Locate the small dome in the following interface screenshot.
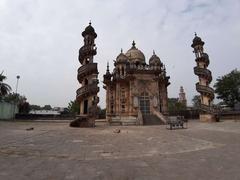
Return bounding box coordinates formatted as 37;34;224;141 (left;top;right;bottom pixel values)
82;22;97;38
125;41;145;64
149;51;162;66
116;49;128;63
191;33;204;48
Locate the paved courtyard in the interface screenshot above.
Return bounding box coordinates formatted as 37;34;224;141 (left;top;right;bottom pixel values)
0;120;240;180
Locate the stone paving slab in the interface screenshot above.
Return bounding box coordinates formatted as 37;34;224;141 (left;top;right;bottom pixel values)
0;120;240;179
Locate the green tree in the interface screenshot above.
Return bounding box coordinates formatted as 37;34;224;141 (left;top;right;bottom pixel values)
0;71;12;99
3;93;26;103
29;104;41;110
214;69;240;108
3;92;30;113
192;95;201;109
68;100;80;114
42;105;52;110
98;107;106;119
19;101;30;114
168;98;186;112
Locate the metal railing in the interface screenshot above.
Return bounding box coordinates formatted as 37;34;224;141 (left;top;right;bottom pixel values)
126;64;161;72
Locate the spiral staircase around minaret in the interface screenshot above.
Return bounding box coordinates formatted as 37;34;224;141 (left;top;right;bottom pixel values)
191;33;218;122
70;22;99;127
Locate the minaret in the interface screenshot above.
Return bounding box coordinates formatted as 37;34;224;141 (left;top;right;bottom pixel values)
178;86;187;107
103;62;113;122
191;33;216;122
103;62;112;84
76;22;99;126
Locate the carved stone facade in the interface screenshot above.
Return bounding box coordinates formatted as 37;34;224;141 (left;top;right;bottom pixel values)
191;33;216;122
103;42;170;125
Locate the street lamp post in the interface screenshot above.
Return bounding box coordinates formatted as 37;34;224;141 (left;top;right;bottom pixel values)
16;75;20;94
13;75;20;120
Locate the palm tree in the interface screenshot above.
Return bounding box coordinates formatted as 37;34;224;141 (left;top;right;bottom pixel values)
0;71;12;99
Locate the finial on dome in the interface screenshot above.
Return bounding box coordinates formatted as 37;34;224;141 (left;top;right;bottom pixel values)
89;20;92;25
132;40;136;47
121;48;123;53
194;32;197;37
153;50;155;55
180;86;184;93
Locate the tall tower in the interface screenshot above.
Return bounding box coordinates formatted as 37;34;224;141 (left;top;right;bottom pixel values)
178;86;187;107
191;33;216;122
76;22;99;126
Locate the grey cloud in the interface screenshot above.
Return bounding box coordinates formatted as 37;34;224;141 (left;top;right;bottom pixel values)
0;0;239;107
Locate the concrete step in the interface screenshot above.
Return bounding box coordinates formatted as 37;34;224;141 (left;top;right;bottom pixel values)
143;114;165;125
121;116;137;126
109;116;121;126
109;116;138;126
110;122;122;126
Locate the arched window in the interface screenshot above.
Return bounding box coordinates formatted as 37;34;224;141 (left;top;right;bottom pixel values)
84;79;88;85
121;67;124;76
136;61;140;67
86;58;89;64
139;92;150;114
110;90;114;114
120;87;126;112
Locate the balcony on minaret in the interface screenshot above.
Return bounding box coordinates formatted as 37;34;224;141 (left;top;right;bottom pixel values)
194;66;212;82
77;63;98;82
196;83;214;100
76;81;99;101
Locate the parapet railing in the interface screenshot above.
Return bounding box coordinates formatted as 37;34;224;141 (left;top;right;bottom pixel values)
76;81;99;100
194;66;212;82
196;83;215;100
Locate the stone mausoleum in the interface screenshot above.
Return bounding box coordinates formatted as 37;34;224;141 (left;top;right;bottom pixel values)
103;41;170;125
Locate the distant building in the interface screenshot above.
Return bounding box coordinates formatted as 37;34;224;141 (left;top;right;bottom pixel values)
178;86;187;106
29;110;60;115
53;107;65;112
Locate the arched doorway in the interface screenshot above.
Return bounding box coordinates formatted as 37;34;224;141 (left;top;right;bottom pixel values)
83;100;88;114
139;92;150;115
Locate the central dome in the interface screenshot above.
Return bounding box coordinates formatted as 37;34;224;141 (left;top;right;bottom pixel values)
125;41;145;64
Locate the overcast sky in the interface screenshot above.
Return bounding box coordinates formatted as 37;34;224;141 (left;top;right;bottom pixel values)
1;0;239;108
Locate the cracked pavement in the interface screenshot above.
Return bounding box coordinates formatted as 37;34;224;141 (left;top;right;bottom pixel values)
0;120;240;180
